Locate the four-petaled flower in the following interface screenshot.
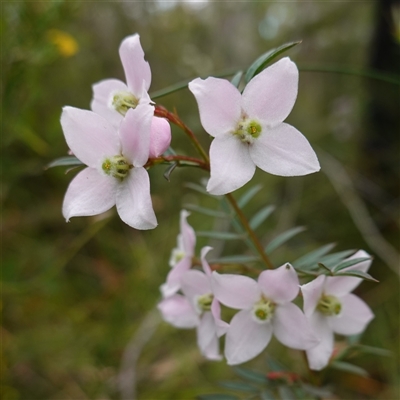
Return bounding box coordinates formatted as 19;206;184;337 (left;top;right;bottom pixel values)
301;250;374;371
61;105;157;230
189;57;320;195
212;264;319;365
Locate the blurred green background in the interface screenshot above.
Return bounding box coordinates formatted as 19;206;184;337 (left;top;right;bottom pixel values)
2;1;399;399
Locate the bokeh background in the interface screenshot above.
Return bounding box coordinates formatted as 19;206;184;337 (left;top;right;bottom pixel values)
2;1;399;399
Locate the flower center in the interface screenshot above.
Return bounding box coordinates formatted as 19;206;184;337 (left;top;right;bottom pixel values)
102;155;131;180
111;91;139;116
196;293;213;313
233;119;262;144
169;248;186;267
252;297;275;323
317;294;342;316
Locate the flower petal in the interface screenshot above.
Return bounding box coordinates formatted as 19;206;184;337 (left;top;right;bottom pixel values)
211;298;229;337
119;34;151;96
273;303;319;350
301;275;326;318
328;293;374;336
207;134;255;195
325;250;372;296
180;210;196;256
188;77;241;137
197;312;222;360
211;272;261;310
119;105;153;167
258;263;299;304
200;246;213;276
160;256;191;298
242;57;299;126
62;167;116;221
61;107;120;168
115;167;157;229
181;269;211;300
158;294;199;328
149;117;171;158
249;123;320;177
90;79;128;128
225;310;272;365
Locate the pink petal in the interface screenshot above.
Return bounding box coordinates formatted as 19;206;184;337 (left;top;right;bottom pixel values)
188;77;241;137
328;294;374;336
207;134;256;195
249;123;320;177
211;298;229;337
197;312;222;360
242;57;299;126
90;79;128;128
200;246;213;276
325;250;372;296
225;310;272;365
211;272;261;310
180;210;196;256
181;270;211;300
258;264;299;304
119;105;153;167
301;275;326;318
273;303;319;350
149;117;171;158
158;294;199;328
305;313;334;371
160;256;192;298
62;167;116;221
115;167;157;229
119;34;152;96
61;107;120;168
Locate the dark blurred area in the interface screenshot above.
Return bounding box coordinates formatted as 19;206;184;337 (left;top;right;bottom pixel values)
2;1;399;399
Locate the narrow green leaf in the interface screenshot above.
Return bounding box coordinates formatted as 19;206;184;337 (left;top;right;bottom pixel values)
334;270;378;282
237;185;263;208
230;71;243;88
46;156;84;169
184;204;229;218
249;205;276;230
293;243;336;270
163;162;177;181
318;263;334;274
330;361;369;377
219;381;258;392
196;231;243;240
185;182;213;197
353;344;392;357
318;250;355;268
265;226;306;253
277;386;296;400
301;383;332;398
197;395;240;400
210;255;260;264
260;389;277;400
244;41;302;83
266;357;286;372
233;367;268;384
332;257;371;273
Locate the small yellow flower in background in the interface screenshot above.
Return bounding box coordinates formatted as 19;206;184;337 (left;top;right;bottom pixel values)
46;29;79;57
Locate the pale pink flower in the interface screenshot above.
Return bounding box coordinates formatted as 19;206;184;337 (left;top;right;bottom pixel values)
301;250;374;371
189;57;320;195
91;34;171;157
158;247;228;360
212;264;319;365
160;210;196;297
61;105;157;230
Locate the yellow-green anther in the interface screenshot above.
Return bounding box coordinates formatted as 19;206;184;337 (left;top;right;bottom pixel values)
112;91;139;116
253;298;275;322
234;119;262;144
317;294;342;316
197;293;213;312
102;155;131;180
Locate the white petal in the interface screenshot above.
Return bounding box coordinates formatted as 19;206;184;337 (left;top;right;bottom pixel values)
61;107;120;168
328;294;374;336
305;313;334;371
211;272;261;310
119;34;152;96
225;310;272;365
160;256;192;298
200;246;213;276
211;298;229;337
115;168;157;229
149;117;171;158
90;79;127;128
62;168;116;221
242;57;299;125
180;210;196;256
301;275;326;318
158;294;199;328
325;250;372;296
181;270;211;300
119;105;153;167
258;263;299;304
188;77;241;137
207;134;255;195
273;303;319;350
249;123;320;177
197;312;222;360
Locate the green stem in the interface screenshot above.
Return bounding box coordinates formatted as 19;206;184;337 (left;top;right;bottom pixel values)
225;193;274;269
146;155;209;171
